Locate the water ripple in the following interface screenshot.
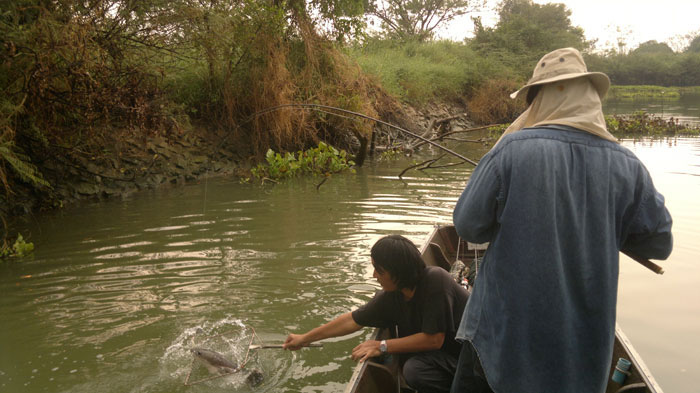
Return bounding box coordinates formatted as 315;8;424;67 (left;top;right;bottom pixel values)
6;138;698;393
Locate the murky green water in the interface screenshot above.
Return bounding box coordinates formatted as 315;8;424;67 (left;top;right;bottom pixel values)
2;130;699;391
1;142;489;393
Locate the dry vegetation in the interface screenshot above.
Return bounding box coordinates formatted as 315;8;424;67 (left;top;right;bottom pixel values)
0;1;412;230
467;79;526;125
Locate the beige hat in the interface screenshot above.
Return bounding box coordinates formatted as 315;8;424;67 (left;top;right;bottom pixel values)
510;47;610;100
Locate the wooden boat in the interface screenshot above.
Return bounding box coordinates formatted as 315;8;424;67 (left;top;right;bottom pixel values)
344;225;664;393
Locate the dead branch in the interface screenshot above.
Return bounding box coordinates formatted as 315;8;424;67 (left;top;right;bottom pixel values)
440;137;484;143
398;158;440;179
422;153;448;167
398;150;477;177
422;161;468;170
251;104;477;165
410;124;502;150
440;124;503;138
407;113;468;151
372;145;405;153
316;176;329;191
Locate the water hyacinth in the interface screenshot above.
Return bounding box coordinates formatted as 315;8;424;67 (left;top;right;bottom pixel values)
605;111;700;137
250;142;355;181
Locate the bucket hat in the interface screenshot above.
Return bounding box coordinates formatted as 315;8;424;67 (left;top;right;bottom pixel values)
510;47;610;100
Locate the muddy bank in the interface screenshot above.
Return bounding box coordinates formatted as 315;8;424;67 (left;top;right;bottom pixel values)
2;127;244;223
2;103;472;228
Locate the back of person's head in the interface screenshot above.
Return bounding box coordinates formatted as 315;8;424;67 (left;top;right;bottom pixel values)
495;47;618;146
371;235;426;290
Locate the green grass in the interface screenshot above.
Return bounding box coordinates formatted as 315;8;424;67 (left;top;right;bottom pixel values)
345;40;510;106
607;86;700;100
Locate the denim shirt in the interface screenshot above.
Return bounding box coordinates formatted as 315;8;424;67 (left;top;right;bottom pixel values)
453;126;672;393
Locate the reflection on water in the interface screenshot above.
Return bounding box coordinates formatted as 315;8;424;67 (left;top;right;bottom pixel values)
1;136;699;392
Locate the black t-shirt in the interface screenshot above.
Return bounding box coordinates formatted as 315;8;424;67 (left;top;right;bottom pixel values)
351;266;468;356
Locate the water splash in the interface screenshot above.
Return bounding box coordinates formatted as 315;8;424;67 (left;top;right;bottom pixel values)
160;317;293;391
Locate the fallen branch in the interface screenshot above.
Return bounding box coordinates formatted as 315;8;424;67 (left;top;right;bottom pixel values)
440;137;484;143
410;124;502;150
408;113;468;150
316;176;329;191
250;104;478;166
421;161;467;170
398;157;440;179
260;177;278;184
442;124;503;137
410;113;466;147
398;151;476;177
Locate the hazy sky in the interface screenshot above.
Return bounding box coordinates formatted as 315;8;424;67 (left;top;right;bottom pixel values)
439;0;700;51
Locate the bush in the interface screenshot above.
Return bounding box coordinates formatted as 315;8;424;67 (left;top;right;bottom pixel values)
605;112;700;136
1;233;34;259
250;142;355;181
467;79;525;124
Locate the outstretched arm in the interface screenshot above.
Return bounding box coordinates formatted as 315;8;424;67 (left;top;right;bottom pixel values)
351;332;445;362
283;312;362;350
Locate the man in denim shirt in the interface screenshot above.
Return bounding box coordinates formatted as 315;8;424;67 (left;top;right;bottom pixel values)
451;48;673;393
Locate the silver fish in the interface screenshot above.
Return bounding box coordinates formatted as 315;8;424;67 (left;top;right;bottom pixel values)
190;347;238;375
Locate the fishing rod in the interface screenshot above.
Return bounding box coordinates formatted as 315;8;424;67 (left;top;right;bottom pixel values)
248;103;479;166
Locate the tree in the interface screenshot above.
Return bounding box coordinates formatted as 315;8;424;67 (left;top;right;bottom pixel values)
631;40;674;55
472;0;591;69
366;0;484;41
686;35;700;53
304;0;366;40
673;53;700;85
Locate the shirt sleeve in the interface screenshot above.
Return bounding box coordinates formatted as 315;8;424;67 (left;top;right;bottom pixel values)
351;291;395;328
453;152;502;244
621;171;673;260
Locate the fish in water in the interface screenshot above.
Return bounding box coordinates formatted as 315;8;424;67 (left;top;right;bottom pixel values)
190;347;265;387
190;347;238;375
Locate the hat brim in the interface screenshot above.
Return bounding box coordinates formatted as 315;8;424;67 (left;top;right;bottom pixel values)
510;72;610;100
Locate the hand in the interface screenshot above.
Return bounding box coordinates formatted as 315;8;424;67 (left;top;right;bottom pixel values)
351;340;381;362
283;333;307;351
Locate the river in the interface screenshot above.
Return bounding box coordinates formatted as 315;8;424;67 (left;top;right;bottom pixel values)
1;100;699;393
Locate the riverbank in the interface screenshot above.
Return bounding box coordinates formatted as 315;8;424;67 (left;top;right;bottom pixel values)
4;95;699;243
1;126;244;224
0;101;468;239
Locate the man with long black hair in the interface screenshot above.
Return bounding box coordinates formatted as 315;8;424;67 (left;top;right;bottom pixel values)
284;235;468;393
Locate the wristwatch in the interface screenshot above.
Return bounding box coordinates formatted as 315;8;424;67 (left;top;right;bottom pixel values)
379;340;388;354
